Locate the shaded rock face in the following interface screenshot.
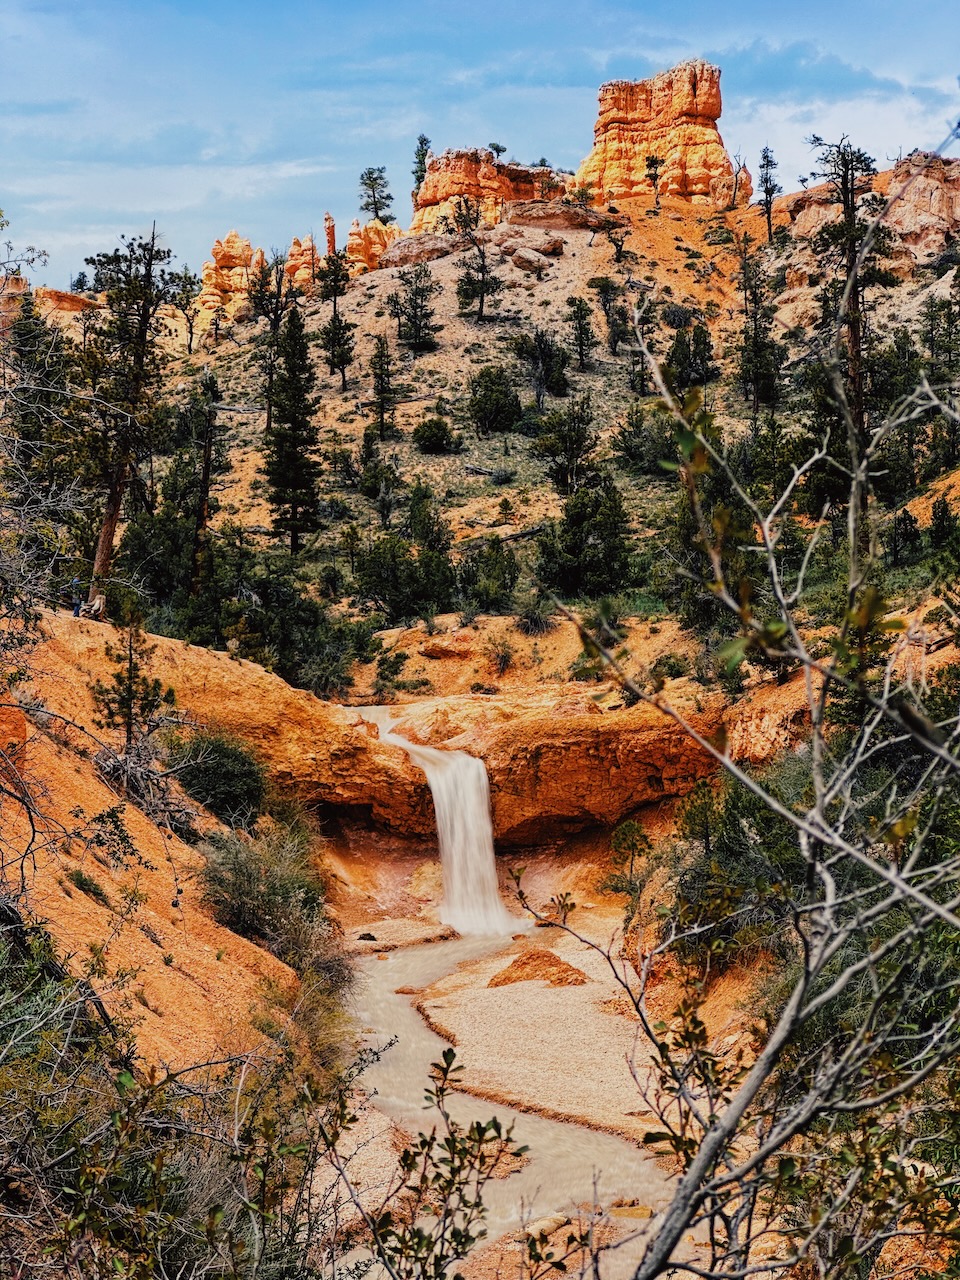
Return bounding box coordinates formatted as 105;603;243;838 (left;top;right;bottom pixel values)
345;218;404;273
575;60;751;209
410;148;561;234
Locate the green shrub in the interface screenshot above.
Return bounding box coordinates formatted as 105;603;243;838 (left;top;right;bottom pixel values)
65;867;111;908
168;730;266;828
413;415;462;454
514;595;557;635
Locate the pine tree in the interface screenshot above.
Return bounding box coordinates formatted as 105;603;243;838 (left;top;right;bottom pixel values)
264;308;321;555
80;227;176;594
450;198;503;322
390;263;442;352
565;296;598;370
758;146;782;242
359;166;395;223
92;616;175;751
314;249;350;317
249;251;299;434
318;312;356;391
645;155;664;207
412;134;431;190
369;335;398;441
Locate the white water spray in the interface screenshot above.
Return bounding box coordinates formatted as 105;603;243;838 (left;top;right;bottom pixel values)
359;707;519;936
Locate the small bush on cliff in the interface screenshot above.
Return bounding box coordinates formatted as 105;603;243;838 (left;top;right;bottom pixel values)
167;729;266;828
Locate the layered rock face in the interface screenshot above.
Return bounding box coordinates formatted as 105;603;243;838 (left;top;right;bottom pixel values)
410;149;560;234
575;60;751;209
345;218;405;273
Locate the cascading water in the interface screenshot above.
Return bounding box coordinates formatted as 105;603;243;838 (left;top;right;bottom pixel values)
359;707;520;936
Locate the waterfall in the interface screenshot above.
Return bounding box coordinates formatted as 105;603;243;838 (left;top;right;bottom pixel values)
360;708;519;936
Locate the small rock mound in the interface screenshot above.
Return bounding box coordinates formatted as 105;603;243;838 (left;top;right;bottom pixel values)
488;948;588;988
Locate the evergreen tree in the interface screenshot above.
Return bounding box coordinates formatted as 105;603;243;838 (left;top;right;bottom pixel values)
263;308;321;555
118;375;227;616
369;335;398;441
758;146;782;242
314;249;350;317
6;290;80;518
645;155;664;207
359;166;395;223
79;227;176;593
412;134;431;190
513;329;569;409
565;296;598;370
92;616;175;751
318;312;356;391
467;366;522;436
531;396;599;494
168;265;201;354
249;250;299;434
387;263;442;352
537;477;631;598
450;198;503;322
736;242;786;419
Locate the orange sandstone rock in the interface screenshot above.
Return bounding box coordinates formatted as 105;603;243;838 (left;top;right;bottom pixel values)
487;948;589;988
410;149;561;234
35;287;99;316
782;151;960;261
0;273;29;333
345;218;404;273
284;235;320;293
324;211;336;255
197;230;262;323
575;60;751;209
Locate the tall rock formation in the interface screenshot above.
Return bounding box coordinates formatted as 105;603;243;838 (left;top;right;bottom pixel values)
284;235;320;293
345;218;404;273
575;60;751;209
410;149;561;234
197;230;264;323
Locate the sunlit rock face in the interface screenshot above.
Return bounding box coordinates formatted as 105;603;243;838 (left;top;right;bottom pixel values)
345;218;405;273
198;230;263;322
575;60;752;209
410;149;561;235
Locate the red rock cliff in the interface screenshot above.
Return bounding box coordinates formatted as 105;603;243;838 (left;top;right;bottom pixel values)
575;60;751;209
410;149;561;234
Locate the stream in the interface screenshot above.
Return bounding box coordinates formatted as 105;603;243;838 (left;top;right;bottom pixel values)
354;936;675;1274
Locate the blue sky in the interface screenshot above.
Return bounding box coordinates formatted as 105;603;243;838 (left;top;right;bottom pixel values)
2;0;959;286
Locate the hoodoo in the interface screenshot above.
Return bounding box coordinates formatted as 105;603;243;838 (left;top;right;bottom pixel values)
575;58;751;208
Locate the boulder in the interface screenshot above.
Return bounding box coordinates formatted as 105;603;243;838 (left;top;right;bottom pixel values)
511;247;553;274
505;200;628;231
379;233;466;268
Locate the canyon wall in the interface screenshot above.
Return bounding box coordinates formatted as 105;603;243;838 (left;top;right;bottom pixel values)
575;59;751;209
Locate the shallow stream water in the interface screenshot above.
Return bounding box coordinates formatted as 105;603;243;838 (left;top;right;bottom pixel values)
355;937;675;1273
